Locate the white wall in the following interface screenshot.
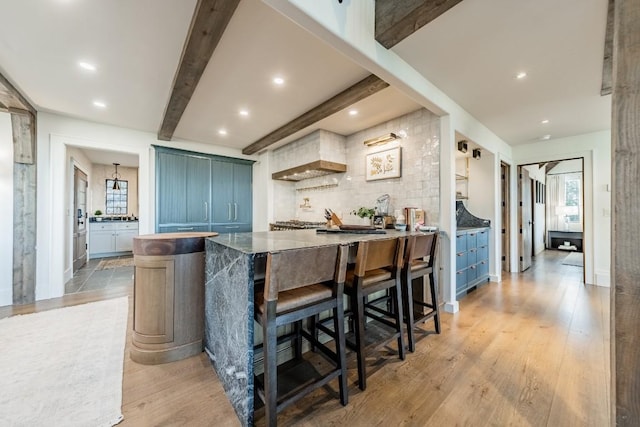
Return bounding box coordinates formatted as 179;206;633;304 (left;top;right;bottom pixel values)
0;113;13;306
514;130;611;286
35;112;258;300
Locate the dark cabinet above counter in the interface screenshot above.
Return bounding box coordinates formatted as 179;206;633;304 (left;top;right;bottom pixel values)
155;146;253;234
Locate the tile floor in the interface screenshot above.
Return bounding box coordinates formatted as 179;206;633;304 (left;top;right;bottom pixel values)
65;255;134;294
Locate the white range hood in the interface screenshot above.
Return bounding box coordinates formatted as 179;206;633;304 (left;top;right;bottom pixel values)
272;129;347;181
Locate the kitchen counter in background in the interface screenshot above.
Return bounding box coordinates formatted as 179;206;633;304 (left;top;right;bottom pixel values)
89;221;139;258
89;216;138;222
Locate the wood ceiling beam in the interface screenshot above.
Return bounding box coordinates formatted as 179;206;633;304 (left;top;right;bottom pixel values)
0;71;36;115
601;0;614;96
158;0;241;141
544;161;560;173
375;0;463;49
242;74;389;155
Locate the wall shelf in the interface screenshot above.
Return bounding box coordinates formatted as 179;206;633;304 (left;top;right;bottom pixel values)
456;157;470;200
295;183;339;192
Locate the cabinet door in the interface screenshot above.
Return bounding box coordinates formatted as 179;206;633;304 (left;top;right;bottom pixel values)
91;230;115;254
185;156;211;224
115;226;138;252
157;151;187;225
232;163;252;227
211;160;234;224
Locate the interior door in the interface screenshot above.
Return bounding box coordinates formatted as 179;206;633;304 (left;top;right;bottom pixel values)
73;167;88;272
519;167;533;271
501;162;510;272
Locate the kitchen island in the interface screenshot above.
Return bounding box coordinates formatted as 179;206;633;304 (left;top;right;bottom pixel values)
203;229;426;426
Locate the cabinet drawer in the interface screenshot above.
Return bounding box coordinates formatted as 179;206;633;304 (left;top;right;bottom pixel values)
467;247;477;265
456;269;467;291
456;233;467;252
476;245;488;262
158;225;210;233
118;222;139;231
466;232;477;250
477;229;489;246
91;222;116;231
467;264;478;282
477;260;489;278
211;223;252;234
456;251;468;271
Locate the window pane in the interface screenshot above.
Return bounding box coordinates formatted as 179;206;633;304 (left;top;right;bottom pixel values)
565;179;579;206
105;179;128;215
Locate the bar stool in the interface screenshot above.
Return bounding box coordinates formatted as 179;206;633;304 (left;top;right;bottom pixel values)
402;232;440;352
344;236;406;391
254;244;349;427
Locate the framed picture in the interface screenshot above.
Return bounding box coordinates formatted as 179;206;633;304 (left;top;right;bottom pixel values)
365;147;402;181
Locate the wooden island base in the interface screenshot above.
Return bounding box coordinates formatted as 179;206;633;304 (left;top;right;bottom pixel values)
130;232;217;365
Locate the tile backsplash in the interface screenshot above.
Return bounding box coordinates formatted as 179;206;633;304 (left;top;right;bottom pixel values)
272;108;440;226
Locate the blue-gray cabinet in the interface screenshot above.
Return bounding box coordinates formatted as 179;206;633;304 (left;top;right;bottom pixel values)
210;159;252;233
455;227;490;298
155;147;253;234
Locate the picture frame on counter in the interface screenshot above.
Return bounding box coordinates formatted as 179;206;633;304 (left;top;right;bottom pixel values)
365;146;402;181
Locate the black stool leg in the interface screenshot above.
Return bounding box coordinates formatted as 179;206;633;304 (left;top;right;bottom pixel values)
429;272;441;334
393;282;406;360
353;286;367;391
404;272;417;352
333;300;348;405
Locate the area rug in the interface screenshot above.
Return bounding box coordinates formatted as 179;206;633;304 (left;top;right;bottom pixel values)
97;258;134;270
562;252;584;267
0;297;128;427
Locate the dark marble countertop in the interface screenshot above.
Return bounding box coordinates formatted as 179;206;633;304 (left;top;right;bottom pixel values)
208;229;429;254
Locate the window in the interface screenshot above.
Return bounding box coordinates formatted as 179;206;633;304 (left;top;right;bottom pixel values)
564;178;580;223
105;179;128;215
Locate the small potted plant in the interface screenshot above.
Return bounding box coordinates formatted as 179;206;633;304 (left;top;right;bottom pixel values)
94;209;103;221
351;207;376;225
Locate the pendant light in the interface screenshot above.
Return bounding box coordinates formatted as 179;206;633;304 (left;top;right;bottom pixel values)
112;163;121;190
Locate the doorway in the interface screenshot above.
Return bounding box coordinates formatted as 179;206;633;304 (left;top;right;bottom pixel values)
501;162;510;272
518;167;533;271
73;166;88;272
517;158;585;280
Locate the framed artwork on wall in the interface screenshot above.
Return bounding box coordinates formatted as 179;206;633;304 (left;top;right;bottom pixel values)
365;147;402;181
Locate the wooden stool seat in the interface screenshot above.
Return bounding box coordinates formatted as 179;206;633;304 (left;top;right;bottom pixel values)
255;284;332;314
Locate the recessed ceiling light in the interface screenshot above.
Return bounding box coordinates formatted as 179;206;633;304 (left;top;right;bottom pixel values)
515;71;527;80
92;100;106;108
218;129;228;136
348;109;358;116
78;61;96;72
273;77;285;86
239;109;249;117
541;134;551;140
541;119;549;124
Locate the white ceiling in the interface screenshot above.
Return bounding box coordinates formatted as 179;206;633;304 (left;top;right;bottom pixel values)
0;0;611;161
393;0;611;145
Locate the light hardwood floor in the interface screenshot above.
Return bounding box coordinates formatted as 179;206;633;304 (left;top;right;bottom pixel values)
0;250;609;426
